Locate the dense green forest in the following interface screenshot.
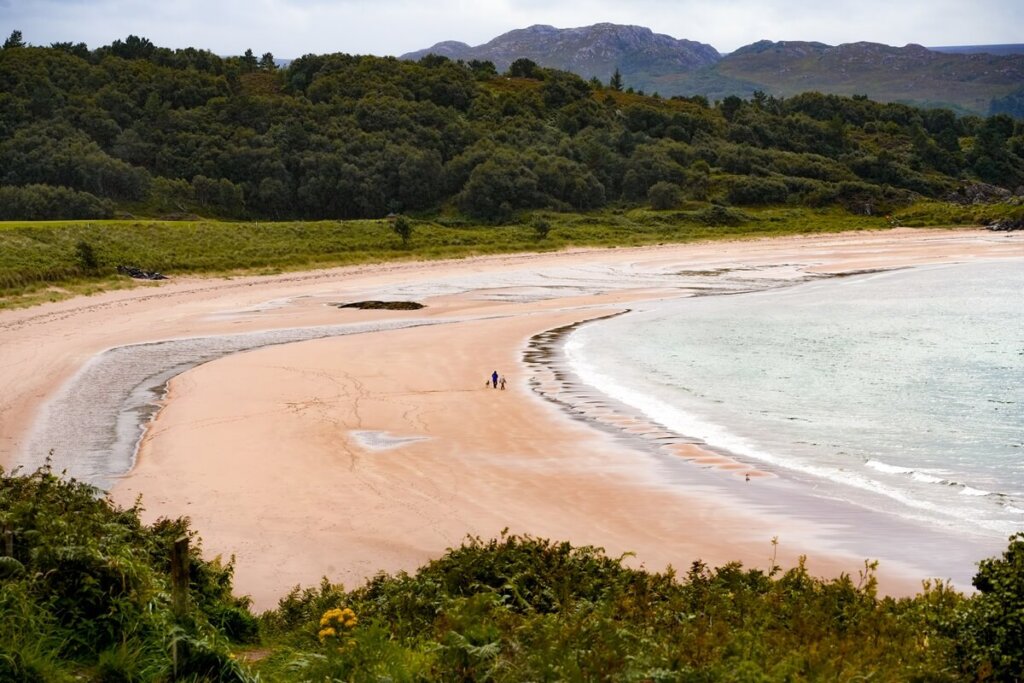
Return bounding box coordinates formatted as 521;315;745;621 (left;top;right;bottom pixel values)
2;31;1023;222
2;466;1023;681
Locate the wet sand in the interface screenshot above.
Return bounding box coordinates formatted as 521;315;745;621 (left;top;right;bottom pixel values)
2;228;1019;610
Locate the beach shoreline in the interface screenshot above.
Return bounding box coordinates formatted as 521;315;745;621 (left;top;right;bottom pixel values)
2;228;1020;611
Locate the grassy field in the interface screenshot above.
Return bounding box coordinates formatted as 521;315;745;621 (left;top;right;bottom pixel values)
0;202;1013;309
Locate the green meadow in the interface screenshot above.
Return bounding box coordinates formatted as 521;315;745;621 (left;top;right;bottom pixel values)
5;202;1019;309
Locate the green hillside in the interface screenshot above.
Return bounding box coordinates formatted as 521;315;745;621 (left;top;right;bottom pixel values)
2;31;1023;228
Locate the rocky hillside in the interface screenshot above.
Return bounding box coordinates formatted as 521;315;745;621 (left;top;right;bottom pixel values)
403;25;1024;116
401;23;720;82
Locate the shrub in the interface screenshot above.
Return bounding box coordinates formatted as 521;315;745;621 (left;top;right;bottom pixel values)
726;177;790;205
0;184;113;220
648;181;682;210
0;466;258;680
957;533;1024;679
392;215;413;246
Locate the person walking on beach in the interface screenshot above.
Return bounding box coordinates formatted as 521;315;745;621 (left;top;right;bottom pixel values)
499;376;507;390
491;370;499;388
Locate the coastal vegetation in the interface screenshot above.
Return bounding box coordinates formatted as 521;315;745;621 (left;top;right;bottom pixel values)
2;32;1023;227
1;465;1022;681
2;33;1023;307
2;202;1023;309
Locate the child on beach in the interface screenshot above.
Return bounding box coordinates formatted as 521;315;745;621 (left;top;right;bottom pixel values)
499;376;507;390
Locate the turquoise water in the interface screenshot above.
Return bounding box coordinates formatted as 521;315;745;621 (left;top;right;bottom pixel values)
566;260;1024;539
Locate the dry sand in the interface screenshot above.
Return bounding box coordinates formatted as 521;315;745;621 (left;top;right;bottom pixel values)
2;228;1020;610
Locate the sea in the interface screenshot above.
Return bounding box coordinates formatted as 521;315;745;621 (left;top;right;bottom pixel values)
563;260;1024;555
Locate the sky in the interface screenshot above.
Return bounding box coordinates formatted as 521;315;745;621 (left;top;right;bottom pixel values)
1;0;1021;58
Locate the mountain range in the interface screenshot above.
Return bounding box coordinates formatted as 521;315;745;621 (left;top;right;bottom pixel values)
402;24;1024;117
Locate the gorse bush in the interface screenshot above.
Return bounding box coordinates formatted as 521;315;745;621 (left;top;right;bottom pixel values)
256;534;1024;681
3;466;1023;680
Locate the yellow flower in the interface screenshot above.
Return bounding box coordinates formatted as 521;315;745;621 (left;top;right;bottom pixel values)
320;608;344;627
318;627;337;641
319;606;357;633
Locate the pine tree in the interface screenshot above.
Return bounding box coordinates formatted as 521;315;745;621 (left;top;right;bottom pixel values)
609;68;623;91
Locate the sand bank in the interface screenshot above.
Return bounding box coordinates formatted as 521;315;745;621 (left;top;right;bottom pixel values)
2;228;1020;610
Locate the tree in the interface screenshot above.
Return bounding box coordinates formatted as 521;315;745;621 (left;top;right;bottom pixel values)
241;48;258;72
392;215;413;246
259;52;277;71
3;30;25;49
609;68;623;92
507;58;542;79
647;181;681;210
108;35;155;60
467;59;497;79
959;534;1024;680
720;95;744;122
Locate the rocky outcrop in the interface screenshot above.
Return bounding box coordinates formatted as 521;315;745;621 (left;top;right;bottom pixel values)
944;183;1015;204
116;265;167;280
401;23;720;82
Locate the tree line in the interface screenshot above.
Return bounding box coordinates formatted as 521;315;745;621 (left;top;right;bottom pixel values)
1;30;1022;221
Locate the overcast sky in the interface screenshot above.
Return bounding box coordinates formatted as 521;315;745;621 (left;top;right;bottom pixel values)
1;0;1021;58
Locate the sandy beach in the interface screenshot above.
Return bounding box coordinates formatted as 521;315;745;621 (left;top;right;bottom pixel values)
2;228;1020;611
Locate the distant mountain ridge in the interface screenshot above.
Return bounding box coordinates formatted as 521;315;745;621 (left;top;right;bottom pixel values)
928;44;1024;56
700;40;1024;115
403;24;1024;116
401;23;720;82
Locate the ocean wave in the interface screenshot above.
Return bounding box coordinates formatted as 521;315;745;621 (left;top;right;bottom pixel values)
960;486;993;497
564;332;1021;536
865;459;914;474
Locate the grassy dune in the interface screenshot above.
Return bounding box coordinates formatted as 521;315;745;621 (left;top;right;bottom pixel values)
2;201;1020;309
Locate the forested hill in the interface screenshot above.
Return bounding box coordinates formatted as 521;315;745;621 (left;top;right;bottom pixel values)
1;33;1023;222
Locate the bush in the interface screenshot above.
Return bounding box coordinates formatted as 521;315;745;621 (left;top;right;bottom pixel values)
0;184;114;220
532;217;551;239
0;466;258;680
726;177;790;205
957;533;1024;679
648;181;682;210
392;215;413;246
256;533;977;681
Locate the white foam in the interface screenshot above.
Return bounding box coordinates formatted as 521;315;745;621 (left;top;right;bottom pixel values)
564;331;1020;536
866;459;914;474
960;486;992;497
